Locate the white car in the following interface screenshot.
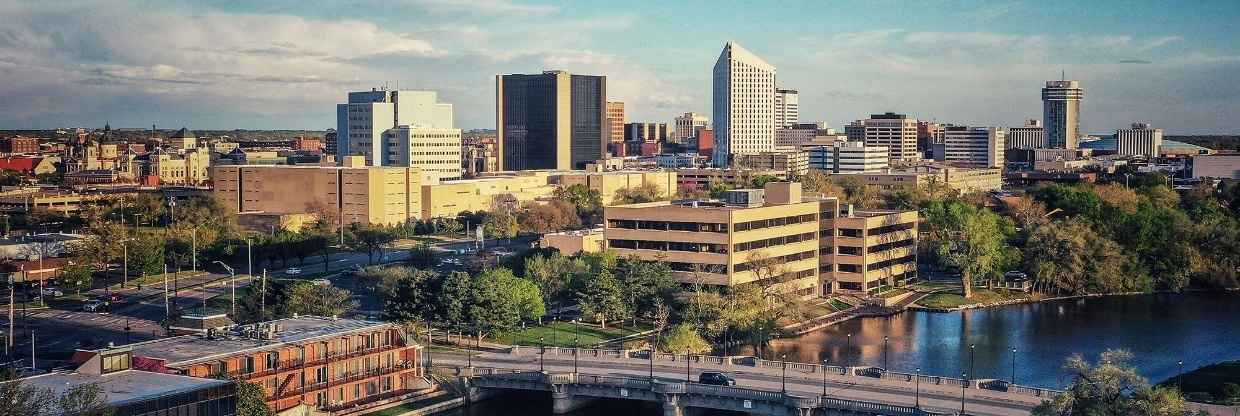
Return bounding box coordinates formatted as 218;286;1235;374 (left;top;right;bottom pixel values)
82;300;107;312
311;279;331;286
285;268;302;275
40;287;64;297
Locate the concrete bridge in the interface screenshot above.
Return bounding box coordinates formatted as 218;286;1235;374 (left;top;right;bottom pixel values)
431;347;1059;416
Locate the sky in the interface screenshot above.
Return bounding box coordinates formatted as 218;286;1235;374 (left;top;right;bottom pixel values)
1;0;1238;134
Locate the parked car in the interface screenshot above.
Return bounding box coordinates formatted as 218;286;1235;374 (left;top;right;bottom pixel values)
105;292;122;302
82;300;107;312
40;287;64;297
311;279;331;286
285;268;302;275
698;372;736;386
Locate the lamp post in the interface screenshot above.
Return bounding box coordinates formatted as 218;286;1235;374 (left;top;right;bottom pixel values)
821;359;829;397
572;338;579;374
883;336;889;369
539;336;546;372
969;344;976;383
212;261;235;317
961;372;968;415
685;353;691;383
845;333;852;367
426;328;433;369
572;318;579;346
1011;348;1018;385
649;348;655;381
780;354;788;393
915;368;922;409
1178;360;1184;390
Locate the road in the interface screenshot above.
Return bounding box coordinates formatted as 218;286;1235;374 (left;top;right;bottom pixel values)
0;235;536;365
433;352;1045;416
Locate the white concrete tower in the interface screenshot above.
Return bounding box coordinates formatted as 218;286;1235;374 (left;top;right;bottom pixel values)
712;41;776;167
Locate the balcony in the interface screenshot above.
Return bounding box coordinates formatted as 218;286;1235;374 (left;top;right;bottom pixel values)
267;361;417;401
226;343;409;380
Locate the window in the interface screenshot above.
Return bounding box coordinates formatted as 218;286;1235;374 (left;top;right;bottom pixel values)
267;352;279;371
838;264;861;273
101;353;130;374
244;356;255;373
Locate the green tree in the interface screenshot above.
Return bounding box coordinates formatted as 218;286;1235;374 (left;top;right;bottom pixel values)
284;282;358;318
554;184;603;224
524;253;586;306
54;382;113;416
60;261;95;296
661;324;711;354
235;380;275;416
127;235;165;276
1024;219;1148;295
750;174;780;189
0;376;55;416
923;201;1013;298
345;224;398;264
613;182;667;205
406;243;438;269
616;256;676;326
516;200;581;234
482;210;519;242
1033;349;1201;416
575;268;628;328
0;169;22;187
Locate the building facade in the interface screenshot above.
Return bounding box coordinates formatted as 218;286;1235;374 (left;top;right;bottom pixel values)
150;149;211;185
1115;122;1163;158
734;151;809;176
1042;80;1084;149
383;126;463;183
606;101;626;144
774;88;799;128
336;89;455;165
210;157;422;227
775;122;829;152
1007;119;1046;149
673;112;710;143
1191;154;1240;180
0;136;39;154
807;141;889;173
675;167;787;189
846;113;920;164
826;166;1002;193
108;316;422;414
496;71;607;171
821;205;919;293
712;42;776;167
943;126;1005;168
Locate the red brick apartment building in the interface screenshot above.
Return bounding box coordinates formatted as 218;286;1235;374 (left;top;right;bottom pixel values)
75;316;425;414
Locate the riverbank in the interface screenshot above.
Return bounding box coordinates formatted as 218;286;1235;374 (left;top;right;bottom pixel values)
1159;360;1240;405
910;287;1239;312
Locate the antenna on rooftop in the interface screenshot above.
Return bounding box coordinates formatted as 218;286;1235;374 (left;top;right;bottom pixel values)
1061;69;1065;81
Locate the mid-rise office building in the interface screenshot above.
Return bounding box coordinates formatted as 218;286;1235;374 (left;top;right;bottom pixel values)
211;157;422;227
943;126;1005;168
336;89;455;165
916;121;944;154
775;122;830;151
90;316;423;414
603;182;917;296
674;112;710;143
1042;80;1084;149
383;126;462;183
827;165;1002;193
606;101;626;144
712;42;776;167
1007;119;1046;149
1115;122;1163;158
625;122;669;143
774;88;799;128
675;167;787;189
734;151;809;176
807;141;890;173
496;70;607;170
846;113;920;164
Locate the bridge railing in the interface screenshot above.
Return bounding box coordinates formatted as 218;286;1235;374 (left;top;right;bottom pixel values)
820;396;947;416
687;383;785;402
493;347;1061;398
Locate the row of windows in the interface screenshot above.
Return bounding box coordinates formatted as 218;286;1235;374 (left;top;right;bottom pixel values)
733;213;816;232
607;219;729;233
608;239;729;254
870;238;916;254
733;232;815;252
734;250;816;273
869;255;917;271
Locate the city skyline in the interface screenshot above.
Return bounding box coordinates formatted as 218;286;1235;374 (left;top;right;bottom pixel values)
1;1;1239;134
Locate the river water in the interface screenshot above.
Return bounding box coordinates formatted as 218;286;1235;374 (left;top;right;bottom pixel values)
441;292;1240;415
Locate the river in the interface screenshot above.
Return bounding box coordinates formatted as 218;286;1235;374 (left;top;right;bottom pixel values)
440;292;1240;415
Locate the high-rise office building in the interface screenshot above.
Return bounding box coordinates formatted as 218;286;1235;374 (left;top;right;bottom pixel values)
673;112;709;143
1007;119;1046;149
943;126;1005;168
383;126;462;183
1042;80;1084;149
846;113;920;164
807;141;890;173
774;88;799;128
775;122;830;151
496;71;607;170
1115;122;1163;158
916;121;944;154
606;101;626;144
712;42;776;167
335;89;454;165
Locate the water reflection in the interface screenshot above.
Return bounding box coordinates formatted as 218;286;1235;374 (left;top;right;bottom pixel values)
749;293;1240;388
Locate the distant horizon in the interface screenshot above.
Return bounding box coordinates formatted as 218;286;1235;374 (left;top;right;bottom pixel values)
1;1;1238;133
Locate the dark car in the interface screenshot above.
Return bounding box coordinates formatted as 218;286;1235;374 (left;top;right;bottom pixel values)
698;372;736;386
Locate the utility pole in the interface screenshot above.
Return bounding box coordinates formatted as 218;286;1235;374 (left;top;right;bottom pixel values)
29;330;35;370
246;239;252;281
260;269;267;318
122;241;128;287
191;229;197;274
163;264;169;320
7;285;13;352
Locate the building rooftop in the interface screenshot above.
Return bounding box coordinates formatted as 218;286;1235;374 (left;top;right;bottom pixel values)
19;369;230;409
120;316;394;367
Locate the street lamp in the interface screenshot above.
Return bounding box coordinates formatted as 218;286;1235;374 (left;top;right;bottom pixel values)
780;354;788;393
211;261;235;317
572;338;579;374
1178;360;1184;390
969;344;976;383
466;326;473;368
426;328;433;369
845;333;852;367
1011;348;1018;385
572;318;579;346
961;372;968;415
821;359;829;397
883;336;889;369
685;353;691;383
649;348;655;381
915;368;922;409
539;337;546;372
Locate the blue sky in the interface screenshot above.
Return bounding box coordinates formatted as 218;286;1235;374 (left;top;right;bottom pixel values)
1;0;1238;133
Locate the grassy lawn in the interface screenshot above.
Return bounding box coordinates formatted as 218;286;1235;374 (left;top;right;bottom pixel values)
876;288;910;299
494;321;647;348
916;288;1029;309
828;298;853;311
804;302;836;317
909;280;959;291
